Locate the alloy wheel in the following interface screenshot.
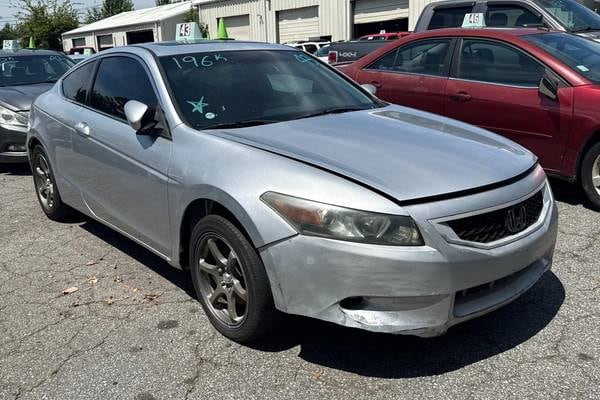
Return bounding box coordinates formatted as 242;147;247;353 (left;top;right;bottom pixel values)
34;153;55;210
196;234;248;326
593;154;600;196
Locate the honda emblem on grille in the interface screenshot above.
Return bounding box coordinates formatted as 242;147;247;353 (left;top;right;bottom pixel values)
505;205;528;233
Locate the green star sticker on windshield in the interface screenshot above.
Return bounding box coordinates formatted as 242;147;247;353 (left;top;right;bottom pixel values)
187;97;209;113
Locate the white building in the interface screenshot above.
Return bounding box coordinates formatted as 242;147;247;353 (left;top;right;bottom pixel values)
62;2;194;53
194;0;436;43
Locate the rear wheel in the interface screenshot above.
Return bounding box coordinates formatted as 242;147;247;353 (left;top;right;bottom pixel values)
31;145;72;220
189;215;276;342
581;142;600;210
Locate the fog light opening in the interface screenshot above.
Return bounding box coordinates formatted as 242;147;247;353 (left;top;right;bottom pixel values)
340;296;365;310
7;144;26;152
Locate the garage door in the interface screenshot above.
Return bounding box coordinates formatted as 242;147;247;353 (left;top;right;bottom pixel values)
277;6;319;43
354;0;409;24
222;15;250;40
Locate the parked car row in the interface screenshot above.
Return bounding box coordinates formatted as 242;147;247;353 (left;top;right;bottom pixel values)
5;0;595;344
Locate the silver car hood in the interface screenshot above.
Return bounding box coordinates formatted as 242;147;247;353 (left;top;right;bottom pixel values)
212;106;537;202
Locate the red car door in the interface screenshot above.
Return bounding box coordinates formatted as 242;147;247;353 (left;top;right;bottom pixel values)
355;38;455;115
445;38;573;173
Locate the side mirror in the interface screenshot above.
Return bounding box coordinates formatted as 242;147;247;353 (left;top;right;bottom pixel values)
361;83;377;95
538;72;559;101
124;100;153;132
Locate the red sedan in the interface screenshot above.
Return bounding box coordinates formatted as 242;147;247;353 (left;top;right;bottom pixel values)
339;28;600;208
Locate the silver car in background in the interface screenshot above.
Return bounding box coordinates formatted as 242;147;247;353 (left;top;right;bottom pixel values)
28;41;558;342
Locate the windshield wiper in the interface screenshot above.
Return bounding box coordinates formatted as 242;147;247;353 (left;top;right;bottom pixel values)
293;106;373;120
571;26;600;32
202;119;279;130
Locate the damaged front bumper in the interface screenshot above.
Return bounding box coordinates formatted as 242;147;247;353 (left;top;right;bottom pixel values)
259;171;558;337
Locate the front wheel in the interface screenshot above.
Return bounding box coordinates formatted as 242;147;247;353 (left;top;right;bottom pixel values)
581;142;600;210
189;215;277;342
31;145;72;220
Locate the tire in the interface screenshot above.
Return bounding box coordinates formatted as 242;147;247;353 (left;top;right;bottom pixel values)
581;142;600;210
31;145;72;221
189;215;277;342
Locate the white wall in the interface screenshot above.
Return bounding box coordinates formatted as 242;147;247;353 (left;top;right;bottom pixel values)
198;0;351;43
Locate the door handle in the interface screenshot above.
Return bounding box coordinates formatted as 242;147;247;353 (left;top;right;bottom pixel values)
370;81;382;88
449;92;472;102
74;121;90;137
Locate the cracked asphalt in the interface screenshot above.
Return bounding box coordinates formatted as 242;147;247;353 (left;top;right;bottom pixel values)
0;163;598;400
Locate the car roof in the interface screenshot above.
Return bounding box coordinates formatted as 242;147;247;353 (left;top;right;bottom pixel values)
0;49;64;56
132;40;295;56
410;27;549;39
426;0;535;6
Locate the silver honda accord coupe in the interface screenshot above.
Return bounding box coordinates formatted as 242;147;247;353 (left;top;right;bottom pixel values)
27;40;558;342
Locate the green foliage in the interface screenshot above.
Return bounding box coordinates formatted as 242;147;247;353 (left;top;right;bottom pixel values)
155;0;171;6
183;5;198;23
0;23;18;44
99;0;134;19
84;7;104;24
183;6;208;38
14;0;79;50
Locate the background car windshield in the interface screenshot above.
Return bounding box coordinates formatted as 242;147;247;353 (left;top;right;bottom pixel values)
534;0;600;31
160;50;377;129
524;32;600;83
0;55;74;86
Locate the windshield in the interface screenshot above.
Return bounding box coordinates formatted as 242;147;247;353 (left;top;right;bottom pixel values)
534;0;600;31
524;32;600;83
0;54;74;86
316;45;330;57
160;50;379;130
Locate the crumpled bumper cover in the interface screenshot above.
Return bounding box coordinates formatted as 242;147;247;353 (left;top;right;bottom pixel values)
259;176;558;337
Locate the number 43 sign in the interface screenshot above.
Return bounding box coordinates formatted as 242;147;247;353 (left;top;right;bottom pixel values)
462;13;487;28
176;22;205;41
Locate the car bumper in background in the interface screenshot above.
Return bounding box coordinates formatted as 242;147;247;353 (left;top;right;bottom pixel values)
0;124;28;163
260;168;558;337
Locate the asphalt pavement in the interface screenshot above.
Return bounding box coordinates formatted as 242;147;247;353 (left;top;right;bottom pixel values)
0;163;598;400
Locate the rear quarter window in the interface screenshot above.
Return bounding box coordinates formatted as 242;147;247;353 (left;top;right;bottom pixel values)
428;6;474;29
62;61;95;104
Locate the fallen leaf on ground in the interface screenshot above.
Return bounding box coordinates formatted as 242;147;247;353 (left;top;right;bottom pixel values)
144;293;158;301
87;276;98;284
85;260;97;266
62;287;78;295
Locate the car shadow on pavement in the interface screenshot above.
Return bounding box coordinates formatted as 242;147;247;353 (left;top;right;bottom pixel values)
251;270;564;378
0;163;31;176
79;220;196;297
549;177;596;210
78;215;564;379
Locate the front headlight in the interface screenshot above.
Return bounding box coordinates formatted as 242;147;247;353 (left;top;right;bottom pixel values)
261;192;424;246
0;104;28;127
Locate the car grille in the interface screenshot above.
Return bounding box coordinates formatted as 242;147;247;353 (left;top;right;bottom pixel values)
446;190;544;244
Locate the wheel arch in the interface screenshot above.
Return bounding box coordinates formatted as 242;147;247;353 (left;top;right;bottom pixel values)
177;190;262;270
576;129;600;181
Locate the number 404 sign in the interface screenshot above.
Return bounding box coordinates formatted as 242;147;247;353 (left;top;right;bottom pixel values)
462;13;486;28
176;22;205;41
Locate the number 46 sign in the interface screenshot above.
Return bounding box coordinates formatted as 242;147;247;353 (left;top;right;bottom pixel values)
462;13;487;28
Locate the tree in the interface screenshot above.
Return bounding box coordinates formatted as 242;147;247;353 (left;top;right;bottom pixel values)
13;0;79;50
183;5;208;38
0;23;17;44
84;7;103;24
99;0;134;19
155;0;170;6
